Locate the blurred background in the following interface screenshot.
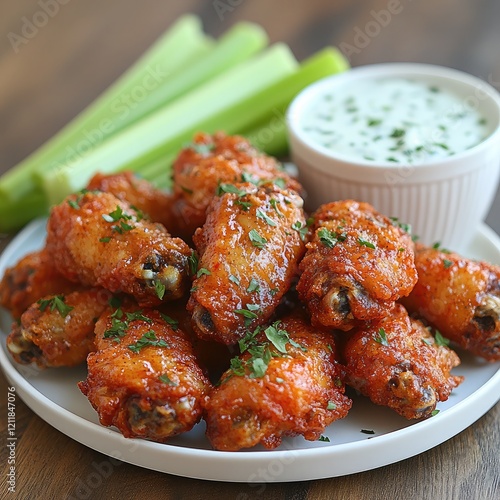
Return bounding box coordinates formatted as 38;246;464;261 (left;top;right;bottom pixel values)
1;0;499;231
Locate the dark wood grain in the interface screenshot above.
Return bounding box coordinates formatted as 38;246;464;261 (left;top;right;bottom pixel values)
0;1;499;498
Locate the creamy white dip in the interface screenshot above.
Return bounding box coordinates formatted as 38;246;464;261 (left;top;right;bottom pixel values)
301;77;491;164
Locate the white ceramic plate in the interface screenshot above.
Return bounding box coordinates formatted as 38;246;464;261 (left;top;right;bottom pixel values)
0;219;499;482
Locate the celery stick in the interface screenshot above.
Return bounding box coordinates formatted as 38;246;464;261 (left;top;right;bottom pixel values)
138;47;349;179
41;44;298;205
0;193;48;233
0;15;212;202
122;22;268;129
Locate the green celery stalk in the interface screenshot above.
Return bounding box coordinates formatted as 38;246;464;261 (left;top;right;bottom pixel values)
121;22;268;130
137;47;349;180
0;193;48;233
0;15;212;202
40;44;298;205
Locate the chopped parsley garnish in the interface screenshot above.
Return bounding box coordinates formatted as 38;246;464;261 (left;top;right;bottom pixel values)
153;279;166;300
256;208;277;226
180;186;193;194
443;259;453;269
367;118;382;127
37;295;73;318
229;274;240;286
159;374;177;386
128;330;169;353
196;268;211;278
159;313;179;331
101;205;136;236
216;183;246;197
241;171;260;185
390;128;406;139
227;321;306;380
235;199;252;211
374;327;389;346
246;278;260;293
99;237;111;243
104;309;152;341
431;409;440;417
292;220;308;241
318;227;344;248
67;199;80;209
434;330;450;347
318;435;330;442
234;308;259;320
187;251;199;276
327;401;337;411
432;241;441;249
125;310;152;323
270;198;283;217
358;237;376;249
249;229;267;249
389;216;412;235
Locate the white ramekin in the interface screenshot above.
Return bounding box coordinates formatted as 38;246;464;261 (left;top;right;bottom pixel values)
287;63;500;251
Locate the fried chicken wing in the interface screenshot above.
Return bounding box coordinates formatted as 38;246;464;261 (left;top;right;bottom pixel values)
401;244;500;361
0;249;75;319
187;182;307;344
86;171;175;230
6;288;110;368
203;313;352;451
171;132;302;239
342;304;462;419
45;191;192;306
79;307;211;442
297;200;417;330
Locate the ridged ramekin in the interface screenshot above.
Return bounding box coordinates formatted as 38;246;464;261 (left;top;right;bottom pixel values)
287;63;500;251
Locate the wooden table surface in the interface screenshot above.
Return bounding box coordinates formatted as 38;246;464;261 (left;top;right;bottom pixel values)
1;1;499;499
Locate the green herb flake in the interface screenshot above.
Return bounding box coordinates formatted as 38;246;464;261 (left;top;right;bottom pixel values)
159;374;177;386
217;183;246;197
246;278;260;293
154;280;166;300
159;313;179;331
189;142;214;155
292;220;308;241
235;199;252;211
99;237;111;243
318;435;330;442
187;251;199;276
67;199;80;209
318;227;339;248
249;229;267;249
358;237;376;249
128;330;169;354
264;324;290;354
196;268;211;278
431;409;440;417
256;208;277;227
234;309;259;320
270;198;284;217
390;128;406;139
37;295;73;318
443;259;453;269
374;327;389;346
367;118;382;127
434;330;450;347
327;401;337;411
229;275;240;286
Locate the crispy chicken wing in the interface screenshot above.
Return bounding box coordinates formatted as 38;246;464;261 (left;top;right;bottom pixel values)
86;171;175;230
45;191;192;306
79;307;211;442
0;249;75;319
187;182;307;344
6;288;110;368
401;244;500;361
171;132;302;239
342;304;462;419
203;313;352;451
297;200;417;330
